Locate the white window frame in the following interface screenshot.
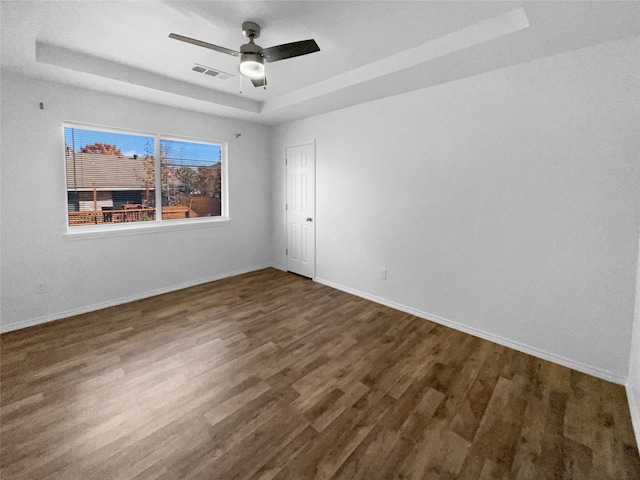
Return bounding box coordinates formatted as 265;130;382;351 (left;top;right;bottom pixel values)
63;122;229;238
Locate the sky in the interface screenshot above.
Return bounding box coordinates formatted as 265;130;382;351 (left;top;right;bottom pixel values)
64;127;221;166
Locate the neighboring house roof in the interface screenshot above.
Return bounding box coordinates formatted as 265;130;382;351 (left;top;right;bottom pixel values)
66;152;154;191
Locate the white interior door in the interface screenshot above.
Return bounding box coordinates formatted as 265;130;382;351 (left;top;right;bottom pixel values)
286;142;315;278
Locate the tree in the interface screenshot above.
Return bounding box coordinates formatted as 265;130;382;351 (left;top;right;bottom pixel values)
137;141;218;206
136;140;181;206
178;166;197;195
80;142;122;156
194;167;215;195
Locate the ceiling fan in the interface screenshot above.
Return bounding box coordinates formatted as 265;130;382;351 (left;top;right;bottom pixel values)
169;21;320;88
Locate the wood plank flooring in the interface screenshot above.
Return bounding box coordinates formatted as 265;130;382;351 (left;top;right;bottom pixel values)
1;268;639;479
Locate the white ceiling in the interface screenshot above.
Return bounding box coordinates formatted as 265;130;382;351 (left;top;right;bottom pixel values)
2;1;639;125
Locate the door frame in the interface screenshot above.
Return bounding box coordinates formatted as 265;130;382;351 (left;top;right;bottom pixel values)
285;140;316;279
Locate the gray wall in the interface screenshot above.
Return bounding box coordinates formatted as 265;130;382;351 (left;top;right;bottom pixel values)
271;36;640;383
0;72;273;332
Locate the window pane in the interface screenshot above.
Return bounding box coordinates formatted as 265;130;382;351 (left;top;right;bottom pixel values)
160;139;222;220
64;127;156;226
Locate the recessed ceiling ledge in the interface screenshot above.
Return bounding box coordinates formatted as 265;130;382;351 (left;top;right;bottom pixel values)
35;41;262;114
261;7;529;115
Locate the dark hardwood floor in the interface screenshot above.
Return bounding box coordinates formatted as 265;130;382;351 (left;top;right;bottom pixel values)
1;268;639;479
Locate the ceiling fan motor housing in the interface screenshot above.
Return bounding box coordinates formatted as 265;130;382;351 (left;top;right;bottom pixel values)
240;39;262;54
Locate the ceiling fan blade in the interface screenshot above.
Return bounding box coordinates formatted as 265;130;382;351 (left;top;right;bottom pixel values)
261;39;320;62
250;76;267;88
169;33;240;57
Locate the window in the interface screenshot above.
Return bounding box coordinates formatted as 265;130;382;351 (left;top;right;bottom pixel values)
64;124;225;228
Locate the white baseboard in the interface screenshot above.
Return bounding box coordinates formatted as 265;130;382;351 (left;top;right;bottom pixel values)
1;266;627;387
314;276;627;385
0;264;272;334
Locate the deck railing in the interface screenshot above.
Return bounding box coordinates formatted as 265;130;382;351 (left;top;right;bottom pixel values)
68;206;194;226
68;207;156;226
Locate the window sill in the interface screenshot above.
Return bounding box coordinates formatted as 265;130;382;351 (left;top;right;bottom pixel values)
64;217;231;240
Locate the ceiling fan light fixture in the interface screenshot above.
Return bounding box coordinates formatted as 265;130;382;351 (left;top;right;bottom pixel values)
239;53;265;78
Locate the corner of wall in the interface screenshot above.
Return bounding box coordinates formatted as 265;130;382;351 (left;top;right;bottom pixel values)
627;228;640;446
628;384;640;448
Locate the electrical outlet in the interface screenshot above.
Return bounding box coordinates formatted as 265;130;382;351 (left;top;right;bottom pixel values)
380;269;387;280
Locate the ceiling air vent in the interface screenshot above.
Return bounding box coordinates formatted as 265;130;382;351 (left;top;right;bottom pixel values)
192;63;234;80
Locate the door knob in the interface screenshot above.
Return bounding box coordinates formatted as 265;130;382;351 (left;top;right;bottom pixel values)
306;217;313;222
